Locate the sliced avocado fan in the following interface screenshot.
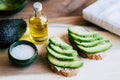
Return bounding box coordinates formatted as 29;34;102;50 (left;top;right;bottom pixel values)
49;37;72;50
68;27;100;37
68;27;112;54
77;41;112;54
47;54;83;69
47;37;83;68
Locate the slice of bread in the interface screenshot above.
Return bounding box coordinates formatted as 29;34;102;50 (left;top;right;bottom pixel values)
47;37;83;76
69;38;107;60
49;63;80;77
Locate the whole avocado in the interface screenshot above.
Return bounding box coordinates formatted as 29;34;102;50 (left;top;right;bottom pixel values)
0;19;27;48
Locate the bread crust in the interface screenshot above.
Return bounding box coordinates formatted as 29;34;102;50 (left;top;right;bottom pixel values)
69;38;107;60
49;63;80;77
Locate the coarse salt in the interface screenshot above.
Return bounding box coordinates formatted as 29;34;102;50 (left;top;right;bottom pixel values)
11;44;35;60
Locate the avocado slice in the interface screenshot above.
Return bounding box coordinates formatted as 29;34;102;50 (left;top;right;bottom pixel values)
49;37;72;49
68;27;100;37
47;46;76;61
49;43;77;56
47;54;83;69
74;39;109;47
69;33;103;42
77;41;112;54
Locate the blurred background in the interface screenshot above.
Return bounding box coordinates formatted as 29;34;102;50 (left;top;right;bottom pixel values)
0;0;96;25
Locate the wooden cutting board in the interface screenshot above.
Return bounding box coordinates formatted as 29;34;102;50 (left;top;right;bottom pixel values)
0;24;120;80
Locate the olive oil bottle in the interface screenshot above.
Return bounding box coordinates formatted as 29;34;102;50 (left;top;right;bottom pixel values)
29;2;48;44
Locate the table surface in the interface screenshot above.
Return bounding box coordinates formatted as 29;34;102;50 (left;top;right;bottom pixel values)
0;24;120;80
0;0;120;80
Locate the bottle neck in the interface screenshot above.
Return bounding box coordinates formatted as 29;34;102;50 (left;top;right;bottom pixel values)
34;10;42;17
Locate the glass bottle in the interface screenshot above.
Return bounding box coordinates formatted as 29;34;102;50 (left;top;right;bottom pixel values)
29;2;48;44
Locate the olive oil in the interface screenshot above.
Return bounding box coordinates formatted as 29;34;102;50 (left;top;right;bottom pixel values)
29;2;48;44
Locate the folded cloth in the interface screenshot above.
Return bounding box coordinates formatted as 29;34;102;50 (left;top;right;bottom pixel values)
83;0;120;36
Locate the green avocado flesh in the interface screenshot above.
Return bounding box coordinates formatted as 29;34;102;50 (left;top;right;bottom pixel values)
77;41;112;54
68;27;100;37
74;39;109;47
69;33;103;42
47;37;83;68
68;27;112;54
49;37;72;50
49;43;77;56
0;19;27;48
0;0;27;10
47;46;76;61
47;54;83;69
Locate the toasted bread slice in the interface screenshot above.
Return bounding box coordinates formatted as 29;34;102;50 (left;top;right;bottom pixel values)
69;38;107;60
49;63;80;77
47;37;83;76
68;27;112;60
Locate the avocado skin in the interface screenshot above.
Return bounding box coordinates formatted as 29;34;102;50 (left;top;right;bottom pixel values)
0;19;27;48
